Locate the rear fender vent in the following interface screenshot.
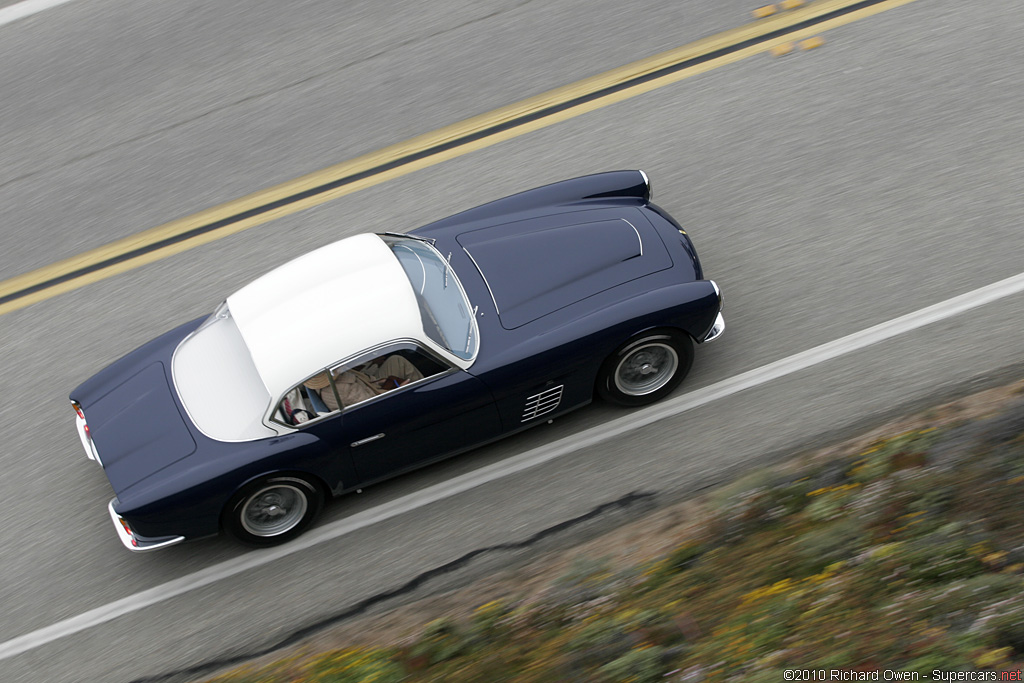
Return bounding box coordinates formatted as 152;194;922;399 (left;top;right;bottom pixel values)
522;384;564;422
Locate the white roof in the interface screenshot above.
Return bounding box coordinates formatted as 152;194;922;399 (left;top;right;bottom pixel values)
172;313;277;442
226;233;425;399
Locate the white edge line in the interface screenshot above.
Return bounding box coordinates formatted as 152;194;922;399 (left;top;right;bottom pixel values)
2;271;1023;661
0;0;78;28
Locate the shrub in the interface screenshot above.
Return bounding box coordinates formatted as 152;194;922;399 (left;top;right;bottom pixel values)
971;595;1024;651
470;599;511;639
850;429;937;484
795;518;865;574
564;615;634;670
598;646;666;683
305;647;405;683
889;574;1023;631
664;542;706;574
550;556;618;604
408;617;467;666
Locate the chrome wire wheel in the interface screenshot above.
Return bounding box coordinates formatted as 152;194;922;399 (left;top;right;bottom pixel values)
613;342;679;396
240;483;309;537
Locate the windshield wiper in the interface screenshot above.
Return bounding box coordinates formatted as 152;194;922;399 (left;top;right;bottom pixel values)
465;306;478;353
443;251;452;289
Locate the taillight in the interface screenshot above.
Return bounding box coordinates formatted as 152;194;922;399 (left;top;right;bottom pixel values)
72;401;85;420
83;424;91;439
118;517;138;546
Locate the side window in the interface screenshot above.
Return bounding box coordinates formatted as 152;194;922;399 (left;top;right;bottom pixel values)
272;343;450;427
330;343;449;410
273;371;341;426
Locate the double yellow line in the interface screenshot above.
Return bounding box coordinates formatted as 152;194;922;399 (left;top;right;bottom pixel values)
0;0;919;317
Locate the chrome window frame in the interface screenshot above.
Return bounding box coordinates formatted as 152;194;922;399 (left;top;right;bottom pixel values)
268;369;344;430
333;340;456;413
268;338;456;429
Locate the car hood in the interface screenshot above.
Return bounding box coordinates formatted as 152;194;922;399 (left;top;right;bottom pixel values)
85;361;197;493
456;207;673;329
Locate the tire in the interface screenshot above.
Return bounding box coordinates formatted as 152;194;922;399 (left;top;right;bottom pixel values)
596;329;694;407
224;474;324;547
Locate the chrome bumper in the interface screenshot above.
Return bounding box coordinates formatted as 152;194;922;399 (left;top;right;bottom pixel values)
703;312;725;343
108;499;185;552
75;415;102;465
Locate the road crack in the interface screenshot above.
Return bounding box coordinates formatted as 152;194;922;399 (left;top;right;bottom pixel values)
125;489;657;683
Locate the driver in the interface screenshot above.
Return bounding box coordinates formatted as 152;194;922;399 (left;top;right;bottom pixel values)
307;354;423;410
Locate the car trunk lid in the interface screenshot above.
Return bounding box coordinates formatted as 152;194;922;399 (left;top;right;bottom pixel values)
86;361;197;493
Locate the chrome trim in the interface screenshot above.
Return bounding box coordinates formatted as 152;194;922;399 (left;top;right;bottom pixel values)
702;312;725;343
710;279;723;308
269;338;459;429
341;368;455;412
378;231;435;246
622;218;643;256
522;385;564;422
462;246;500;315
351;433;385;447
75;415;102;466
638;169;651;201
108;499;185;552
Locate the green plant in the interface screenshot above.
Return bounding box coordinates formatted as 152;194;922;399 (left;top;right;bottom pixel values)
408;617;467;665
664;542;706;573
305;647;405;683
598;645;666;683
794;518;864;574
470;599;511;640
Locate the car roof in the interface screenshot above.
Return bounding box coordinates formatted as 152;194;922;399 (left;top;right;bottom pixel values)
226;233;424;399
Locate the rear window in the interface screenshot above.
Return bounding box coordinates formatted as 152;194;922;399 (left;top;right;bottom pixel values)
172;303;276;441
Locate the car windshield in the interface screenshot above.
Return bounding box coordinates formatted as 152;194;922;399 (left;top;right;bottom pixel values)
381;235;479;361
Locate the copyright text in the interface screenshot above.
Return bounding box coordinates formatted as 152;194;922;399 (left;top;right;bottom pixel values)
783;671;1023;681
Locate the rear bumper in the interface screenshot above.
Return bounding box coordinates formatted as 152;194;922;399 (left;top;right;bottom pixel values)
75;415;102;465
108;499;185;552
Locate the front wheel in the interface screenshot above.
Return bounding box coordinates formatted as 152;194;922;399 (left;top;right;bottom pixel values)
597;330;693;407
224;474;324;546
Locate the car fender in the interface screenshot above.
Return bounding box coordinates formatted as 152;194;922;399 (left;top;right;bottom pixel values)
470;279;718;428
114;430;339;540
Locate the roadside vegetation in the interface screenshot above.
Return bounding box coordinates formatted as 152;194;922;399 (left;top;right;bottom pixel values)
203;385;1024;682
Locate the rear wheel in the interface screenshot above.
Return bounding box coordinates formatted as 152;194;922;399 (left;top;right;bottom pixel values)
597;330;693;407
224;474;324;546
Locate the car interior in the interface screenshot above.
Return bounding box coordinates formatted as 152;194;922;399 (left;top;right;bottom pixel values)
274;347;448;426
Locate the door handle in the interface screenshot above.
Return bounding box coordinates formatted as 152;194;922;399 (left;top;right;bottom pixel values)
351;433;385;447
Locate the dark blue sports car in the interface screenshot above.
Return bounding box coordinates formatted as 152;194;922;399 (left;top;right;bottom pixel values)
70;171;724;551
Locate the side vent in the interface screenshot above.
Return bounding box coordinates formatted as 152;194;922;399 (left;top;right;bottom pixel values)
521;385;564;422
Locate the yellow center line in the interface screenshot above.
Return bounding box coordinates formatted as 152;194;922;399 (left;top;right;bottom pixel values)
0;0;919;317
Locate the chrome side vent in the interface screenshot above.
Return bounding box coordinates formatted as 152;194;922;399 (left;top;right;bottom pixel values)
521;385;564;422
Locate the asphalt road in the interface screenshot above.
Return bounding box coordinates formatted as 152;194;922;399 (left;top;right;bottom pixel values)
1;0;1022;681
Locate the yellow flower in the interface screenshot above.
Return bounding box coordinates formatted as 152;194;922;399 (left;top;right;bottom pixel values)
974;647;1012;668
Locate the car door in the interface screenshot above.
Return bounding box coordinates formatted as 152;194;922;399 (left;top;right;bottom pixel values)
343;369;500;483
311;342;501;485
